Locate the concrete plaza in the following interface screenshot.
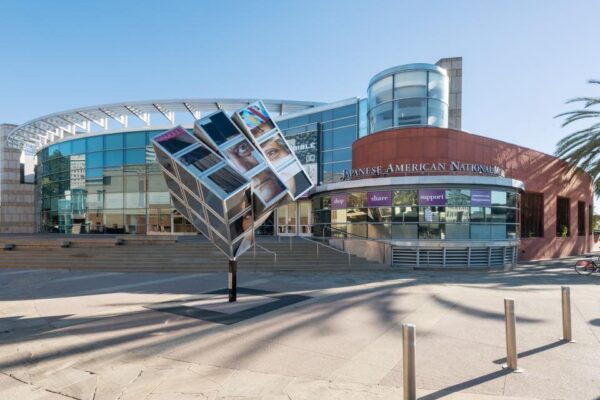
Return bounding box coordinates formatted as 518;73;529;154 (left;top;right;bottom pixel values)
0;261;599;399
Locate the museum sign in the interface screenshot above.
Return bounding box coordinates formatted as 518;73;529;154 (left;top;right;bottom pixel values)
341;160;505;181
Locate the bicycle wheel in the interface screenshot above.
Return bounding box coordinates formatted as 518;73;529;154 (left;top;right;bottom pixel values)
575;260;594;275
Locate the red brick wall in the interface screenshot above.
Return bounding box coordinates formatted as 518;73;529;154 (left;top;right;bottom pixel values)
351;127;594;261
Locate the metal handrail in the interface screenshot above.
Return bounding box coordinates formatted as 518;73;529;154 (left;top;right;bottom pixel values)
299;235;351;266
254;243;277;265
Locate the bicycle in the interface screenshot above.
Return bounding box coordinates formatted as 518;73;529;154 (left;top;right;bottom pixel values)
574;256;600;275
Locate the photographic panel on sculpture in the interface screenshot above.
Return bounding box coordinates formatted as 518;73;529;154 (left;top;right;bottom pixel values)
184;190;206;220
162;170;185;202
200;182;225;216
190;209;211;240
194;111;242;151
251;166;288;207
259;132;294;170
153;144;178;176
229;208;253;241
232;227;254;259
206;165;249;197
277;160;313;200
206;207;231;241
233;101;275;141
173;161;203;199
153;126;197;155
225;186;252;221
171;193;191;221
178;144;223;176
210;226;233;258
221;135;265;177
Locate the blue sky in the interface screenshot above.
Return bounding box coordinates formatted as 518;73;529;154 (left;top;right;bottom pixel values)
1;0;599;156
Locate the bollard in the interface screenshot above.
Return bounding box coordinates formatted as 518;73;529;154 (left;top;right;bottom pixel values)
402;323;416;400
561;286;574;342
503;298;521;371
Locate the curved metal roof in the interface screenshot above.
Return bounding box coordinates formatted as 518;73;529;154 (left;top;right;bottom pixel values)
7;98;323;151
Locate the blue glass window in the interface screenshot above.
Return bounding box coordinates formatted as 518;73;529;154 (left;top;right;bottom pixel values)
71;139;86;154
87;152;103;168
322;131;334;150
322;151;333;163
58;141;72;156
309;113;322;123
87;136;103;152
125;132;147;148
105;134;123;150
332;148;352;162
332;126;356;148
333;105;357;119
125;149;146;165
105;150;123;167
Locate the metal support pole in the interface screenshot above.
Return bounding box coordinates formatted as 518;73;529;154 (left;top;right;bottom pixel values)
503;298;521;371
561;286;574;342
402;323;416;400
228;259;237;302
289;235;292;250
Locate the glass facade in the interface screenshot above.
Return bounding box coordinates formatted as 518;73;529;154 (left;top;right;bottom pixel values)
367;64;449;133
37;130;195;234
278;101;358;185
312;188;520;241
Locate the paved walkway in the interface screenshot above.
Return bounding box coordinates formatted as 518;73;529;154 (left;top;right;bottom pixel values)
0;261;599;399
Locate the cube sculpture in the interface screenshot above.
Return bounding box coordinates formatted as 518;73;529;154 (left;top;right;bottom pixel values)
151;101;314;260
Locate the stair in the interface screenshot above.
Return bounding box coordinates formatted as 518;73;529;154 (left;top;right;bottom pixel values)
0;236;389;273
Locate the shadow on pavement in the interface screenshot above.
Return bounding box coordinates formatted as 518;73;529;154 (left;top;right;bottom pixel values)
492;339;567;364
419;369;512;400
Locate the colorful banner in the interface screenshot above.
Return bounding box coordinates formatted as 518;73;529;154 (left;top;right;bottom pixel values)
471;189;491;206
418;189;445;205
331;194;347;209
367;191;392;207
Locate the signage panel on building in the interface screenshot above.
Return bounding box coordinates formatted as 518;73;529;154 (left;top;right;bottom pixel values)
367;191;392;207
471;189;492;206
418;189;445;206
331;194;347;209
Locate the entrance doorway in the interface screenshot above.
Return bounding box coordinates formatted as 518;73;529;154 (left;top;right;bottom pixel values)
276;200;312;236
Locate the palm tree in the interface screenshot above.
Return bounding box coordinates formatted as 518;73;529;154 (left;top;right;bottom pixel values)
555;80;600;194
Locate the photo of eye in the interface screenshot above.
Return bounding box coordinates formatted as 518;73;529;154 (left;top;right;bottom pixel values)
252;168;286;205
260;134;293;168
224;138;262;173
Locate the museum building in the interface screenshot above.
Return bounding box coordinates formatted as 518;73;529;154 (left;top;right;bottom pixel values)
1;57;593;266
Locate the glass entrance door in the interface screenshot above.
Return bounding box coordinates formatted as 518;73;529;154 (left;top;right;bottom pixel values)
277;203;297;235
276;200;312;236
298;200;312;236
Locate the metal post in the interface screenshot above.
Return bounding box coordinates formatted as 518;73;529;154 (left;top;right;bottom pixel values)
253;243;256;260
228;259;237;302
561;286;574;342
289;235;292;250
503;298;520;371
402;323;416;400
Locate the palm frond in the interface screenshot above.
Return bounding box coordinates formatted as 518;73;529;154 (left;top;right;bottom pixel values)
555;79;600;185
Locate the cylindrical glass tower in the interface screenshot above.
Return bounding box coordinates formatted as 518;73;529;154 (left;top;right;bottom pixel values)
367;63;449;134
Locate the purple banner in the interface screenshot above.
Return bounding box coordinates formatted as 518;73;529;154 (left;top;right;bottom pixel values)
331;194;347;209
368;191;392;207
418;189;445;205
471;190;491;206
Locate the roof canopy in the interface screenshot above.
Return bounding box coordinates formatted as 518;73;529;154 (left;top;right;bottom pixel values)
7;98;322;152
